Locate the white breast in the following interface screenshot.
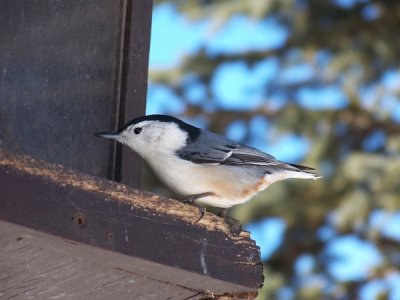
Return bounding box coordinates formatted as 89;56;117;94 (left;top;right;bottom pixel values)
146;153;267;208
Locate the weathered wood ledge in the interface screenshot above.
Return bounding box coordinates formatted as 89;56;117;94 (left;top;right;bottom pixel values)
0;148;263;297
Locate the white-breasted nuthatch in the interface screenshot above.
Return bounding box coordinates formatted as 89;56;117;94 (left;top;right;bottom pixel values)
96;115;321;222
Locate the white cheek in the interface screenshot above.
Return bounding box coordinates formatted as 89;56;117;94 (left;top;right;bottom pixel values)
119;122;189;159
125;132;161;158
122;135;144;154
157;126;188;152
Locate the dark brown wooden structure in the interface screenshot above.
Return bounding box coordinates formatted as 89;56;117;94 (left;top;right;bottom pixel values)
0;0;263;298
0;221;258;299
0;149;263;298
0;0;150;187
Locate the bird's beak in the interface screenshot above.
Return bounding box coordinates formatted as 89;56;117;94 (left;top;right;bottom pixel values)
94;131;120;140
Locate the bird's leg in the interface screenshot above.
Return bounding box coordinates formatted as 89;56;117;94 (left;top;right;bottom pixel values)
183;192;215;223
218;208;242;235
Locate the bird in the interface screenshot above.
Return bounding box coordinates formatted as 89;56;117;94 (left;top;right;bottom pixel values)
96;114;321;224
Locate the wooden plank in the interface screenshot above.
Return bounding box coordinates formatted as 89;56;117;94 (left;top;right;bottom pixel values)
0;0;132;179
0;0;151;188
0;149;263;293
115;0;153;188
0;221;204;299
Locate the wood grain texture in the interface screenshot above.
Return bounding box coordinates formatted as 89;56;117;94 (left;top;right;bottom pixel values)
0;149;263;294
0;220;222;299
115;0;152;188
0;0;128;179
0;0;151;188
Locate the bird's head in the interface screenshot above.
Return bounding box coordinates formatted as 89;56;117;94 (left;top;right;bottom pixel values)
95;115;200;158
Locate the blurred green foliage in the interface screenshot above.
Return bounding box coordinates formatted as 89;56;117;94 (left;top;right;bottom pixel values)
147;0;400;299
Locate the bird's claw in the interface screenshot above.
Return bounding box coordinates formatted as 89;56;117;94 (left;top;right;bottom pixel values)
182;192;214;223
225;216;242;235
193;207;206;223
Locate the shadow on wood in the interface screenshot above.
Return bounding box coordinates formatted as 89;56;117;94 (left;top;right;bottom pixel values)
0;148;263;298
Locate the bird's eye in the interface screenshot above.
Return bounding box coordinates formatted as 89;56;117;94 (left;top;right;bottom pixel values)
134;127;142;134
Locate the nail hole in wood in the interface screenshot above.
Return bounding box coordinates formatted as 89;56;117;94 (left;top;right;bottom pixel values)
72;212;86;228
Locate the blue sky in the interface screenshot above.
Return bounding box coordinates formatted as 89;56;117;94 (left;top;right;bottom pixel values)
147;3;400;298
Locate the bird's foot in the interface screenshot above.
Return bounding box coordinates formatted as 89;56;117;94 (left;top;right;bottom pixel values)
183;192;215;223
218;208;242;235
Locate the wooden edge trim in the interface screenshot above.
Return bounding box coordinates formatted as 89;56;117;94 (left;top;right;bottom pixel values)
0;148;263;290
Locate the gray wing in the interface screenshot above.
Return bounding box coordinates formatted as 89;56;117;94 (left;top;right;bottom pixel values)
176;130;280;166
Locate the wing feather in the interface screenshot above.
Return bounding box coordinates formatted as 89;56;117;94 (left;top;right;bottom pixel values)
177;129;319;178
176;129;278;166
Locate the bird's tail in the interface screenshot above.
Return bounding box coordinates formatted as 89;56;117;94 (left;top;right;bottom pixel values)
263;163;322;185
284;163;322;180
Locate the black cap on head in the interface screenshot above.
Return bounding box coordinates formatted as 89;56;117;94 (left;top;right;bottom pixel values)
120;114;201;141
